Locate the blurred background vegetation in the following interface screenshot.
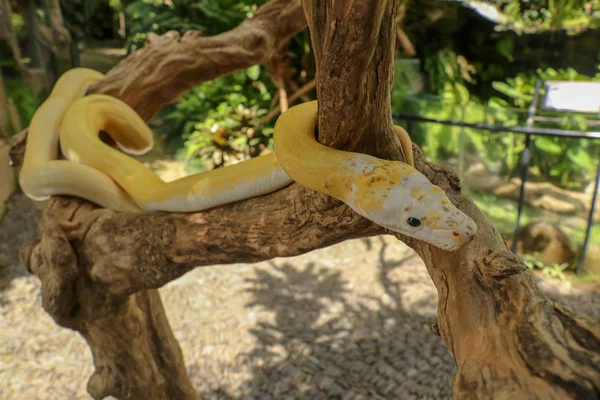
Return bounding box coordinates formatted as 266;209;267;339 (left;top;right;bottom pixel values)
1;0;599;280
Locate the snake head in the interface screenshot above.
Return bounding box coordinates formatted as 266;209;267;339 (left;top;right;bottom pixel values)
347;159;477;251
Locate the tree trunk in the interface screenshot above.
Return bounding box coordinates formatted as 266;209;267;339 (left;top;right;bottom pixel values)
24;0;45;69
37;0;72;77
0;0;24;71
16;0;600;399
45;0;71;44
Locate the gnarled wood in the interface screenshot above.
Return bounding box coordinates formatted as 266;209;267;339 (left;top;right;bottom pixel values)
17;1;308;399
17;0;600;399
87;0;307;121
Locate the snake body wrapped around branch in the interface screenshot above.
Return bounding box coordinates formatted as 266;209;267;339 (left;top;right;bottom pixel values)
20;68;477;251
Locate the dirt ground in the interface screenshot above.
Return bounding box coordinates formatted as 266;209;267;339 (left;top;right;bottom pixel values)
1;191;599;400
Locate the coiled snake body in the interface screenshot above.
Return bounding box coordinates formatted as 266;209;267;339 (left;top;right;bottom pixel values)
20;68;477;251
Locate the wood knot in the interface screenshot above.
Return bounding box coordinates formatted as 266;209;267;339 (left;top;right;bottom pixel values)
19;240;40;275
474;250;528;285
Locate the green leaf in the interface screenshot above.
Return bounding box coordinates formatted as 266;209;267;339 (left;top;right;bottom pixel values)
454;83;470;104
534;137;562;155
567;147;594;169
492;82;526;100
246;65;261;80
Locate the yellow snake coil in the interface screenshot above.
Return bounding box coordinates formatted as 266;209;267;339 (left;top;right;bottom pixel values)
20;68;477;251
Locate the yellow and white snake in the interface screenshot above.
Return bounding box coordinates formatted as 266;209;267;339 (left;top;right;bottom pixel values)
20;68;477;251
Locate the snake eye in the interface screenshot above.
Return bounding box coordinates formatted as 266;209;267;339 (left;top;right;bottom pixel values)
407;217;421;227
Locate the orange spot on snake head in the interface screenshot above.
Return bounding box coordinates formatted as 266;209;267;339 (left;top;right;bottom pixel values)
352;160;414;213
345;159;478;251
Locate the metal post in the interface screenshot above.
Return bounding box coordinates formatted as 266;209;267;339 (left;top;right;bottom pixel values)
70;41;81;68
511;80;542;253
577;158;600;275
511;133;532;253
457;104;467;182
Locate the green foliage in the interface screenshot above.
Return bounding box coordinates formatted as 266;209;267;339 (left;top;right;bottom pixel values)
60;0;118;40
488;66;600;188
522;253;570;281
394;55;600;191
392;59;423;96
10;10;26;40
3;78;44;131
468;190;600;249
123;0;268;53
181;103;269;171
393;96;488;162
423;48;476;102
121;1;313;171
496;0;600;34
161;66;275;171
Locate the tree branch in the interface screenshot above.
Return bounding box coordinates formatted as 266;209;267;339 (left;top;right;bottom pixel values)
301;0;403;160
22;189;382;299
261;79;315;124
87;0;307;121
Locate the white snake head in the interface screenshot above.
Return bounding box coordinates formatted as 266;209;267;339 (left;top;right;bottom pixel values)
345;157;477;251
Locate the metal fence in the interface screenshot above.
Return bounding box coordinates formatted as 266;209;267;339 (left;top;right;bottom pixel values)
392;81;600;274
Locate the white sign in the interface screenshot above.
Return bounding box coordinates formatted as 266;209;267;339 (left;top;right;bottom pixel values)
542;81;600;113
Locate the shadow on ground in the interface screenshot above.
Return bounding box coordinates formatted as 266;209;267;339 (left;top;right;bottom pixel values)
191;236;600;400
0;193;42;293
198;237;456;400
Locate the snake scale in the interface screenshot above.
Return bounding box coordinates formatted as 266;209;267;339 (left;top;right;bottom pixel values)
19;68;477;251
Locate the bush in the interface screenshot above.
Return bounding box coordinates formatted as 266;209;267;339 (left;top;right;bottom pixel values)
162;66;275;172
123;0;269;53
123;0;313;171
3;78;44;133
487;66;600;189
393;49;600;191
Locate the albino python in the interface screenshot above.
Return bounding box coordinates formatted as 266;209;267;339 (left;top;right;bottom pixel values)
21;68;477;251
19;69;141;212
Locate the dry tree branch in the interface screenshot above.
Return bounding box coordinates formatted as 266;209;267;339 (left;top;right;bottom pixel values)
288;78;314;102
268;51;290;112
87;0;307;121
261;79;316;124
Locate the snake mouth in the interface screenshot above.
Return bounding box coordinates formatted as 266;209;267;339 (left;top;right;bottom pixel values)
412;217;477;251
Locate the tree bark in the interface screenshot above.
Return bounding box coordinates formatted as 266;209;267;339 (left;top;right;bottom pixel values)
17;0;600;399
0;0;24;71
87;0;307;121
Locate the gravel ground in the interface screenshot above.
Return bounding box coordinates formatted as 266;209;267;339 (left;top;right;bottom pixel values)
1;193;599;400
